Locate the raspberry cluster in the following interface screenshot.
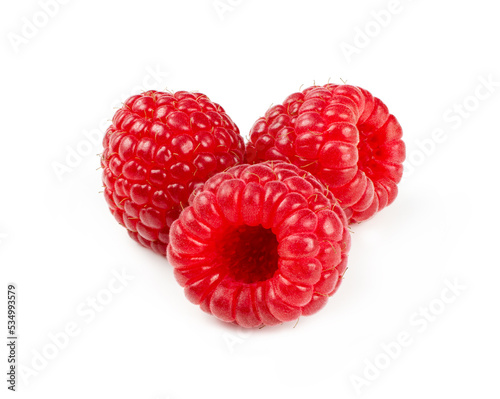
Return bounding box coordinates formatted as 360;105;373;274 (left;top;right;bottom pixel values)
246;84;405;222
101;90;245;255
101;85;405;328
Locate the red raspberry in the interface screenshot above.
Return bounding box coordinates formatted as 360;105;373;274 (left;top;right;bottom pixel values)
246;84;406;222
167;161;351;327
101;90;245;255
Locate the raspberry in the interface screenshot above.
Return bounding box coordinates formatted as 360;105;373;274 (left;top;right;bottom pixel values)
246;84;406;222
167;161;351;327
101;90;245;255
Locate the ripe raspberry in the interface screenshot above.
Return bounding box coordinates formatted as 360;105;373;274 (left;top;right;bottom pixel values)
167;161;350;327
101;90;245;255
246;84;406;222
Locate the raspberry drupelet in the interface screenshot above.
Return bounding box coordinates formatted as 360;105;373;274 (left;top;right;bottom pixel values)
167;161;351;328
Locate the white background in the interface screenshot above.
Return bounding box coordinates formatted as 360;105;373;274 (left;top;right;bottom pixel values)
1;0;499;398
